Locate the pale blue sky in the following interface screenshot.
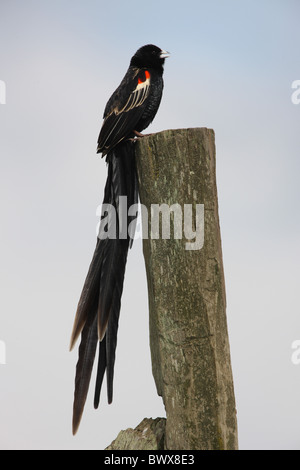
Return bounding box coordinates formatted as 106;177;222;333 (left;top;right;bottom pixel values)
0;0;300;450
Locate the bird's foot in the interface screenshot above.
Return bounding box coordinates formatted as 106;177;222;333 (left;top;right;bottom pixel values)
126;131;153;144
133;130;153;138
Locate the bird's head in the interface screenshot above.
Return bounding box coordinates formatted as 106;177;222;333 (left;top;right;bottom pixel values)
130;44;170;71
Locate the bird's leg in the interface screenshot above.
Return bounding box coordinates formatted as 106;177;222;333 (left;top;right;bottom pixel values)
133;130;153;138
126;130;153;143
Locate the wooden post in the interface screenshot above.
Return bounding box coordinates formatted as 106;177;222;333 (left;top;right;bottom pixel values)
134;128;238;450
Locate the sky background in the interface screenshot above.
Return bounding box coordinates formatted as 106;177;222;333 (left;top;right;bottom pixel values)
0;0;300;450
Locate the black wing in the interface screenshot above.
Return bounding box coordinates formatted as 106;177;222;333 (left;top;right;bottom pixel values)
97;68;151;154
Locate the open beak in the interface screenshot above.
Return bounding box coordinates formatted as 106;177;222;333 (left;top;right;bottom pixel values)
160;50;170;59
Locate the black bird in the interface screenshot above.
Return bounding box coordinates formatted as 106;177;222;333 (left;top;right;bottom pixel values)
70;44;169;434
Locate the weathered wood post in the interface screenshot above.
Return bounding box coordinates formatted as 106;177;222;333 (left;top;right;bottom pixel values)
134;128;238;450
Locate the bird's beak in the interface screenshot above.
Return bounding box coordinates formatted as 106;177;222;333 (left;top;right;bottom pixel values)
160;50;170;59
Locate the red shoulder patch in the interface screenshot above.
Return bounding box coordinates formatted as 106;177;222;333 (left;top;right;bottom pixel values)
138;70;150;85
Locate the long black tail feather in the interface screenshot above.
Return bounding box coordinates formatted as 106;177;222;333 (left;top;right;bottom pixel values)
71;141;138;434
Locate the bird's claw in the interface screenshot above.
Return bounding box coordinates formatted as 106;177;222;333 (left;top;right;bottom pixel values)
133;130;153;138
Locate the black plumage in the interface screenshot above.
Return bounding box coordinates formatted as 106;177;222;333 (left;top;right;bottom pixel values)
70;44;169;435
